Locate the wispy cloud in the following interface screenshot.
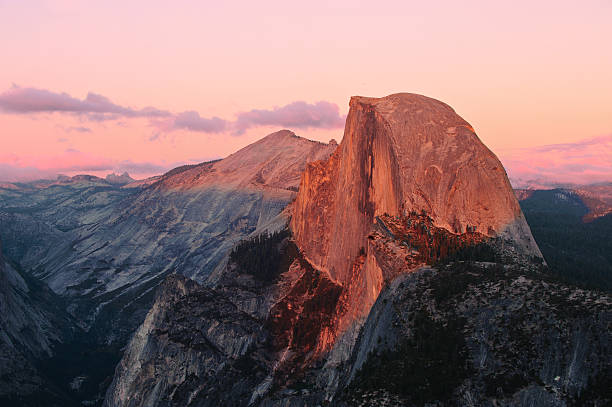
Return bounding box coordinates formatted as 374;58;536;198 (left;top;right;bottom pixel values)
172;111;227;133
0;85;172;121
233;101;346;135
529;135;611;154
0;85;346;136
499;135;612;187
65;126;92;133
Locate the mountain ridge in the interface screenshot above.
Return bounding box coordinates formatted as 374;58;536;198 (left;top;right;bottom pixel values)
102;93;580;407
0;130;336;405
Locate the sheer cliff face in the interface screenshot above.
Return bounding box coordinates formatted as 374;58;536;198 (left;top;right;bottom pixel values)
291;93;541;340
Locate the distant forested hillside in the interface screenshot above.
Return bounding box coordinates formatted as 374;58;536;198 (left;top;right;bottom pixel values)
518;189;612;291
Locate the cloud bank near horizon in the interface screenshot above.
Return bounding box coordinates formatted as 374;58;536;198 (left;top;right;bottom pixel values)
0;85;347;135
500;135;612;188
0;149;212;183
0;85;172;121
4;135;610;185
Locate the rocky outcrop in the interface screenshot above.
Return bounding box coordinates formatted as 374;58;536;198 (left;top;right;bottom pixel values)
105;94;559;406
102;274;268;407
341;262;611;406
290;93;542;363
105;172;135;186
292;94;539;279
153;129;335;192
103;231;313;407
104;230;611;407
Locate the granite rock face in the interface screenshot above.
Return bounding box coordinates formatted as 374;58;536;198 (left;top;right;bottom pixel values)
292;94;540;280
102;274;267;407
103;94;597;407
290;93;542;360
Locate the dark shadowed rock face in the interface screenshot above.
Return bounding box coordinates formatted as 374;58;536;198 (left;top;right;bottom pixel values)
0;239;77;406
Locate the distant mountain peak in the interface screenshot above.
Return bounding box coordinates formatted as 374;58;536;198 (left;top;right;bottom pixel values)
260;129;298;140
153;130;336;192
105;172;134;185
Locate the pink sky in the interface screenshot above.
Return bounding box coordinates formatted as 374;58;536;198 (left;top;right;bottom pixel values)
1;0;611;184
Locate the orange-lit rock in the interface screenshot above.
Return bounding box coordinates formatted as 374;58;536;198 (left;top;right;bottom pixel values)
290;93;542;354
102;95;552;406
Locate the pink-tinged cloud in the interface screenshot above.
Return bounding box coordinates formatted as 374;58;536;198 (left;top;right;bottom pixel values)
499;135;612;188
69;126;91;133
173;111;227;133
0;86;346;137
530;135;612;154
233;101;346;135
2;150;113;174
0;85;172;121
59;126;92;133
